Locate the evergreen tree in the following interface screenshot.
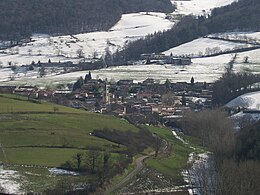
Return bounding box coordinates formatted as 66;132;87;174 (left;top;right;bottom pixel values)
73;77;84;91
190;77;195;86
182;94;186;106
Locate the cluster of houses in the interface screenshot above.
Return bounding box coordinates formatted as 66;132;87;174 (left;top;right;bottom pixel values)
140;53;192;65
0;72;213;125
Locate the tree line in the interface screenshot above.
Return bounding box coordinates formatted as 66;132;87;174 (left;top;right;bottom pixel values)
212;70;260;106
0;0;174;44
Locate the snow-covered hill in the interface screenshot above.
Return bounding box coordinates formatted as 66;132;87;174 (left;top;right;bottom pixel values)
226;91;260;110
0;12;173;67
163;37;253;57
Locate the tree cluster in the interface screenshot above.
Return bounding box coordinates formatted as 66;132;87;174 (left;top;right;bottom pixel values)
92;127;161;156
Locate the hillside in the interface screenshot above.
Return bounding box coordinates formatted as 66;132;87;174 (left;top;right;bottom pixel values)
0;94;142;166
0;12;173;68
110;0;260;63
0;0;174;43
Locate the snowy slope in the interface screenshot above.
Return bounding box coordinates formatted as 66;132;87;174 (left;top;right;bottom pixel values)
163;37;253;57
233;48;260;74
226;91;260;110
171;0;238;16
0;12;173;67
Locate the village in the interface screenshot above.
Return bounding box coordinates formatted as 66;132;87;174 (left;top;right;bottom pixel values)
0;71;213;127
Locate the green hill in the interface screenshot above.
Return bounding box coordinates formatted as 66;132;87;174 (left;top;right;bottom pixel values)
0;94;139;167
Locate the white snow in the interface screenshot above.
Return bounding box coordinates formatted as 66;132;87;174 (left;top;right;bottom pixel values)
171;0;238;16
226;91;260;110
163;37;252;57
0;12;173;67
49;168;79;176
0;167;23;194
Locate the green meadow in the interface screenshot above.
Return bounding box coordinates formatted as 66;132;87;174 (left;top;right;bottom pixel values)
0;94;138;166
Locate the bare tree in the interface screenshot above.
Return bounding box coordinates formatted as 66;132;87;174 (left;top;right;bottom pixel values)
73;153;83;170
87;149;100;173
182;109;235;163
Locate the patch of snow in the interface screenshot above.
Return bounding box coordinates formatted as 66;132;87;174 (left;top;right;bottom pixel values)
49;168;79;176
0;167;23;194
172;130;188;145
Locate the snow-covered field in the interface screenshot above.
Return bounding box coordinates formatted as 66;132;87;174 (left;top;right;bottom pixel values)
1;54;233;86
226;91;260;110
0;12;173;67
163;37;253;57
171;0;238;16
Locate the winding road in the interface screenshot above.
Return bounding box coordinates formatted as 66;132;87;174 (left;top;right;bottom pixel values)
104;152;154;195
105;139;168;195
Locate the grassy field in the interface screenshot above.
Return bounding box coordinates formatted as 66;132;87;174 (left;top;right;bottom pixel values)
145;126;194;184
0;94;138;167
0;94;84;113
